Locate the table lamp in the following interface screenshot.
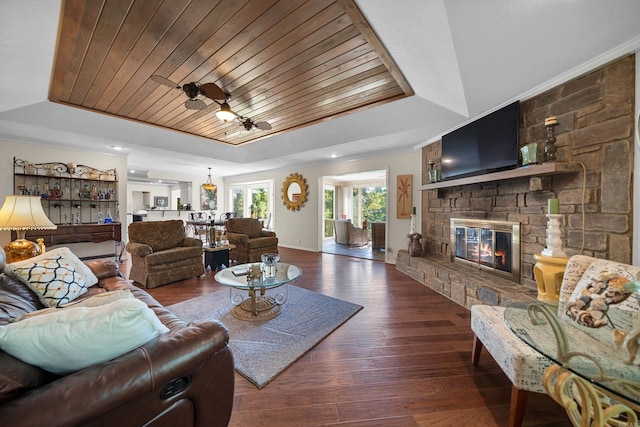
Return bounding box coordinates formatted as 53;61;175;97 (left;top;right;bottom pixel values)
0;195;57;263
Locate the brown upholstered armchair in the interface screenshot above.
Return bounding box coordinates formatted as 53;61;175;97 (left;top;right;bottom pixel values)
126;220;204;288
224;217;278;264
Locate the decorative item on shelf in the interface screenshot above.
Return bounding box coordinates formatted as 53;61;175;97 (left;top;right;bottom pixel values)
104;208;113;224
428;160;440;183
543;116;559;163
520;142;539;166
0;195;57;263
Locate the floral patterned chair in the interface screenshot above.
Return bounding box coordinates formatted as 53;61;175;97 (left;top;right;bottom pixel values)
224;217;278;264
470;254;640;426
126;220;204;288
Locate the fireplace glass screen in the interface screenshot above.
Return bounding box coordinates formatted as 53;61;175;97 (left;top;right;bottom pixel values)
455;227;512;271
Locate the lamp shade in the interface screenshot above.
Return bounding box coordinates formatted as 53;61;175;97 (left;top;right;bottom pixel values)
216;102;235;122
0;195;57;231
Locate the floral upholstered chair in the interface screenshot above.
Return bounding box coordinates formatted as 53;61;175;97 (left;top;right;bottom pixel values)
126;220;204;288
470;254;640;426
224;217;278;264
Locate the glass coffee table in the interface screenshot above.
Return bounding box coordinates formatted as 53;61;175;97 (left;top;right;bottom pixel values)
214;262;302;321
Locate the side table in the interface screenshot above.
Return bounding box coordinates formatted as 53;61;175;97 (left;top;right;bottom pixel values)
533;253;569;305
203;244;235;270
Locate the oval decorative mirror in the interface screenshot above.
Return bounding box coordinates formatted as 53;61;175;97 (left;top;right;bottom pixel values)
281;172;308;211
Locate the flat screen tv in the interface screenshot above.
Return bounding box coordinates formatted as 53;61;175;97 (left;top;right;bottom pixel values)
440;101;520;181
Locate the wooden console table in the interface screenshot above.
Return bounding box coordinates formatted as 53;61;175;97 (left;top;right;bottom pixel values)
14;223;124;261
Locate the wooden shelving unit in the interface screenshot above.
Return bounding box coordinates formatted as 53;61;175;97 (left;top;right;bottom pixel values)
12;158;123;260
420;162;582;191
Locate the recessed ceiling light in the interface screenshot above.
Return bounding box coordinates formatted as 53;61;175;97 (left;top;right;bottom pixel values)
130;169;136;173
330;153;339;158
110;145;123;151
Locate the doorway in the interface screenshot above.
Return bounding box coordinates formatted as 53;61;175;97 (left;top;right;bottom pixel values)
321;170;387;261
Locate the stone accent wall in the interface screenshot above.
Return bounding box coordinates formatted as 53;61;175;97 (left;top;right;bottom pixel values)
395;250;536;309
419;54;635;294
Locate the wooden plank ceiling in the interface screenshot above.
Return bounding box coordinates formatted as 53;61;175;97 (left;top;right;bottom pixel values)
49;0;413;146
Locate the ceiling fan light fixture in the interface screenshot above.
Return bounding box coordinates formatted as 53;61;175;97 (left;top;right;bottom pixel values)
202;167;216;192
216;102;235;122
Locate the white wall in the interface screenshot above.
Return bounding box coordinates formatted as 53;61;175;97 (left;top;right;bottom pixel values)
0;140;128;259
224;150;421;264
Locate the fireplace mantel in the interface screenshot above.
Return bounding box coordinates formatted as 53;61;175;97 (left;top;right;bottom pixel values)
420;162;581;191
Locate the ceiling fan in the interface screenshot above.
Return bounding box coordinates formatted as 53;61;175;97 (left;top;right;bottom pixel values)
151;75;271;132
150;75;227;110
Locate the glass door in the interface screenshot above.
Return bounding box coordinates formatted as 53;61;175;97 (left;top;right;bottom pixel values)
323;184;335;239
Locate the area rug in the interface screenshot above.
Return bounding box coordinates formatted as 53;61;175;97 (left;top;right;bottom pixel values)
166;286;363;388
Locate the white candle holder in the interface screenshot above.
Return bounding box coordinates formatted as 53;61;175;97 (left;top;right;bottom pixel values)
541;214;567;257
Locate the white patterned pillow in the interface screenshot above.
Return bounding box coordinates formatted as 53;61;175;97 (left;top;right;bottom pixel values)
562;258;639;361
10;256;88;308
0;298;169;375
5;247;98;288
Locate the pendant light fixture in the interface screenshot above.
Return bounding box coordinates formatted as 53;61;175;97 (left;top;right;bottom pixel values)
202;167;216;192
216;102;235;122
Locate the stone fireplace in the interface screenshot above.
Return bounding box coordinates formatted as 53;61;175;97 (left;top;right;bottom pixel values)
450;218;520;283
396;55;634;310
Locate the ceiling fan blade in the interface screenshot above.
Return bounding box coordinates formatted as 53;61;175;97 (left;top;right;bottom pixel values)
150;75;181;89
255;121;272;130
184;99;207;110
199;82;227;100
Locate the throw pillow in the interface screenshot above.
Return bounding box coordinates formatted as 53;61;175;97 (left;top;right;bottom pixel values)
0;298;169;375
5;247;99;287
562;258;640;363
11;256;88;308
15;289;134;321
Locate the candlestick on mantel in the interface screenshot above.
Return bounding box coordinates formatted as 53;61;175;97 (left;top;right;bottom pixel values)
548;198;559;214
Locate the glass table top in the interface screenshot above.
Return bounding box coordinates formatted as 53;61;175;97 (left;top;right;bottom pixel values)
214;262;302;290
504;301;640;407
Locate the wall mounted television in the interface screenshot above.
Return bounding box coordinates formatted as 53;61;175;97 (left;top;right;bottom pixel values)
440;100;520;181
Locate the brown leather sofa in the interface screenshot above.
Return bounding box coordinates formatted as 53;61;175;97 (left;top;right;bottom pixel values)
0;253;234;427
225;217;278;263
126;219;204;288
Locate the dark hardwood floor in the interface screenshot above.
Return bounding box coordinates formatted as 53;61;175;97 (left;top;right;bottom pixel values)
122;248;570;426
